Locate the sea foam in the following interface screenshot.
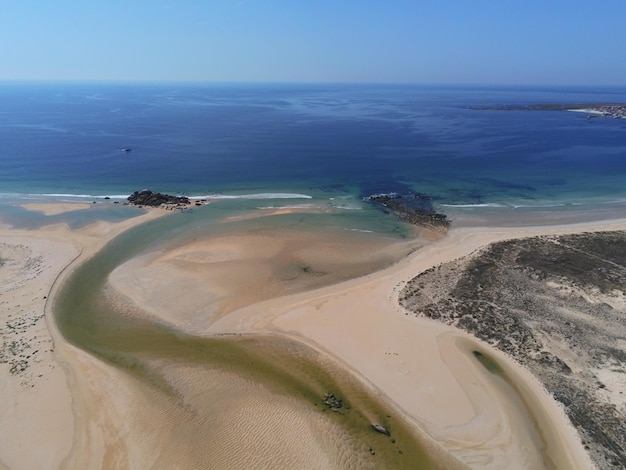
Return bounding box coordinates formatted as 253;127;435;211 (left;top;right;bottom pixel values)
190;193;313;200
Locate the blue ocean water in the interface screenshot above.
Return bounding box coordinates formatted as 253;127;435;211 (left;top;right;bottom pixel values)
1;82;626;211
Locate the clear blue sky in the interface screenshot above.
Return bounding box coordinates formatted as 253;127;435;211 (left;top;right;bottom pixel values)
1;1;625;85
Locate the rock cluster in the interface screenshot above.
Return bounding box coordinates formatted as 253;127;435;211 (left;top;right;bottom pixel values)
367;193;449;229
127;190;190;208
323;392;343;410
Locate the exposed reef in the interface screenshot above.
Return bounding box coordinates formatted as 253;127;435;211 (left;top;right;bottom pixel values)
127;190;191;208
400;231;626;469
366;193;449;229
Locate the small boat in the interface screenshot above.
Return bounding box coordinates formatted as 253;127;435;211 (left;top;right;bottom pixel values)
121;147;132;152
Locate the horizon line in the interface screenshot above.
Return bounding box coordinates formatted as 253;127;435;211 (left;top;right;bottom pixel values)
1;78;626;89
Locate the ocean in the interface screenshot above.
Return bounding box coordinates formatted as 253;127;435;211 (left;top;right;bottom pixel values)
1;81;626;215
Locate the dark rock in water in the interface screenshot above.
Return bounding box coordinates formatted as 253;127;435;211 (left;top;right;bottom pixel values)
367;193;449;229
127;189;190;207
323;393;343;409
371;423;391;436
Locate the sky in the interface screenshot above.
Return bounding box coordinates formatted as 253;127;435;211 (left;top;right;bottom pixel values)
1;1;625;85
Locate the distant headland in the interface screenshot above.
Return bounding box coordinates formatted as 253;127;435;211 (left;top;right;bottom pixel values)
471;103;626;119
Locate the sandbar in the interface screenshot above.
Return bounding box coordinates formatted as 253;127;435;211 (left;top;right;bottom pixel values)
20;203;94;216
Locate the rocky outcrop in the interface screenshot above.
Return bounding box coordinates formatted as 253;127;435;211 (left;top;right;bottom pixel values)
323;393;343;409
367;193;449;229
127;190;190;208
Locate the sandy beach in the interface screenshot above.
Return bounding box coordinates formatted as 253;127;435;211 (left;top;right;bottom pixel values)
2;201;625;469
0;204;164;470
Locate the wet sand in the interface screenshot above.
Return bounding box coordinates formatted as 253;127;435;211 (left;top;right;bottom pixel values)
107;224;426;331
2;201;624;468
20;203;93;216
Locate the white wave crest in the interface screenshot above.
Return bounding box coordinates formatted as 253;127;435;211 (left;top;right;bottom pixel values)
257;204;320;210
440;203;508;208
190;193;312;200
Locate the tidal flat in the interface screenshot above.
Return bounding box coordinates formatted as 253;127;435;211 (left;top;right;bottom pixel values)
52;206;452;469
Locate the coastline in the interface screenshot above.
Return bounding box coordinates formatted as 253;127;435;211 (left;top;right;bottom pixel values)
400;230;626;467
1;200;624;468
